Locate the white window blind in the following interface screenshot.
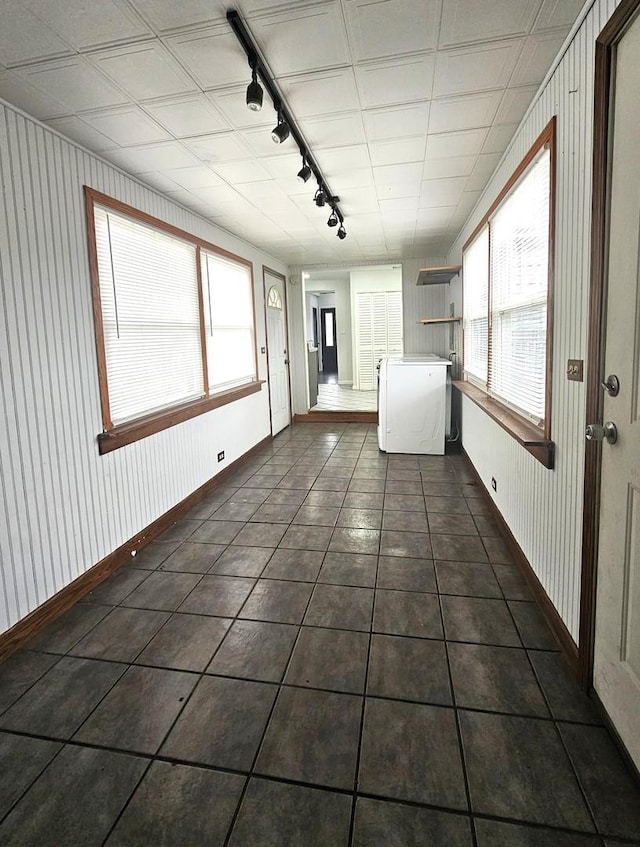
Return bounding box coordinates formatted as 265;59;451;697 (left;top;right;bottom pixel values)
94;206;203;426
201;251;256;393
354;290;403;390
490;149;550;422
463;226;489;386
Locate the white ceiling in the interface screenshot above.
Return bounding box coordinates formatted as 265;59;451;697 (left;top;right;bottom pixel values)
0;0;585;265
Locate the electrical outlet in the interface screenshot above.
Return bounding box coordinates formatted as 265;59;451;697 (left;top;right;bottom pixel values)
217;451;225;462
491;477;497;492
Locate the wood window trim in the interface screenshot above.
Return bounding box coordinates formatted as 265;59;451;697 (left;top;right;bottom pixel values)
454;380;555;469
462;116;556;443
84;186;261;453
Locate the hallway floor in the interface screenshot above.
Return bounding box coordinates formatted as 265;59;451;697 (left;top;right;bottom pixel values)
312;383;377;412
1;423;639;846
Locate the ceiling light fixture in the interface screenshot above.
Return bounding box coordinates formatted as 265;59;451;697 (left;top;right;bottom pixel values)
337;224;347;240
297;154;312;183
245;59;263;111
314;183;326;207
327;208;339;227
271;108;290;144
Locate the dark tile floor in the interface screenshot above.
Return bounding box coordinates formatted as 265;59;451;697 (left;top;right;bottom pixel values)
1;423;640;846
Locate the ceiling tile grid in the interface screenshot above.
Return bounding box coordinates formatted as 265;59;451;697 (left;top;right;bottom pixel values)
0;0;585;263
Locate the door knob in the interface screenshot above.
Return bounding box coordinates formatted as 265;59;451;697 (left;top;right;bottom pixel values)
585;421;618;444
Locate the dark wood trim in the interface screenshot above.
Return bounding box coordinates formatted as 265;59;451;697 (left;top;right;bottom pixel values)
195;246;209;394
293;411;378;423
544;116;557;441
463;448;578;673
0;435;273;663
579;0;640;689
98;381;265;454
262;266;292;435
454;381;555;469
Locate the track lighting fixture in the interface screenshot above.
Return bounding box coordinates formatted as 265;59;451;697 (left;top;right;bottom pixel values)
246;61;263;111
314;184;326;207
271;109;290;144
337;224;347;240
297;154;312;183
327;208;339;227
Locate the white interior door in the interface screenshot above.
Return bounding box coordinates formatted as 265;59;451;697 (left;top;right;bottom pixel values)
264;270;290;435
593;12;640;770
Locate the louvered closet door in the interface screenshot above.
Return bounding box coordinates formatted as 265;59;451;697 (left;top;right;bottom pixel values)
355;291;404;390
355;293;374;390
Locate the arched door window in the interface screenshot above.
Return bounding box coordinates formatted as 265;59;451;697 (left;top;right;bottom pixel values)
267;285;283;309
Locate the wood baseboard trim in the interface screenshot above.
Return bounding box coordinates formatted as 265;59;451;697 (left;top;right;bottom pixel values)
589;687;640;785
293;411;378;423
0;434;272;663
462;448;579;674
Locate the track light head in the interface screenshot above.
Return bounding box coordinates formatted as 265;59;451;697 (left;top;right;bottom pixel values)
246;64;263;111
337;224;347;240
314;186;326;207
271;111;289;144
327;208;339;227
297;155;312;183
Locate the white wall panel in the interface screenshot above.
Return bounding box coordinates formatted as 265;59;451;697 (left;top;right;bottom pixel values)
450;0;620;642
0;100;285;634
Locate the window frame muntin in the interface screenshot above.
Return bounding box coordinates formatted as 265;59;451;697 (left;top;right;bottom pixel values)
85;186;262;454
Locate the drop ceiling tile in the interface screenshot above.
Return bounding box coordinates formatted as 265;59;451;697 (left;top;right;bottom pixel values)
428;91;502;134
163;165;222;190
362;102;430;142
239;125;298;158
315;144;371;173
454;189;482;220
80;105;171;145
0;6;71;67
374;162;423;197
369;136;426;167
0;70;69;120
423;155;477;179
433;40;523;97
103;140;199;172
127;0;222;33
17;58;128;112
426;128;488;160
339;186;378;214
166;26;249;90
533;0;585;32
345;0;439;62
378;196;420;215
510;29;566;86
208;86;274;130
333;167;375;190
482;123;518;154
184;132;253;164
46;115;118;151
192;184;248;207
416;206;455;228
419;176;467;207
465;153;502;191
25;0;151;51
279;68;360;118
298;112;366;149
355;54;435;108
262;154;307;183
137;171;182;192
212;159;273;184
163;187;202;206
439;0;542;48
249;2;350;76
144;94;230;136
90;42;197;101
494;84;537;124
234;180;292;207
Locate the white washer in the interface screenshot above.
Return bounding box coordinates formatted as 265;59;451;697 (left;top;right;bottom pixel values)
377;356;451;454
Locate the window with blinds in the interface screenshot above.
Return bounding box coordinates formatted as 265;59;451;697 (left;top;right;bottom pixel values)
462;126;553;429
89;192;258;436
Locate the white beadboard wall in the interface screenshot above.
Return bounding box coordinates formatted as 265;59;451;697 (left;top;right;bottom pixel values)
0;101;286;635
448;0;620;642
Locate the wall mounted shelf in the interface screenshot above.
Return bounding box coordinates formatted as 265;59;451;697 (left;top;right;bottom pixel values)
418;316;461;324
416;265;461;285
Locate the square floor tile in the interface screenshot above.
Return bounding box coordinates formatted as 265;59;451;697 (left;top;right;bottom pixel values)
28;603;112;654
508;601;557;649
207;619;298;683
472;515;501;536
430;534;488;562
80;569;149;606
348;478;385;494
229;487;272;503
120;572;201;612
383;493;425;512
158;519;203;543
304;584;374;631
0;746;146;847
304;490;347;507
0;656;125;739
353;798;472;846
344;492;384;510
492;564;533;600
74;665;196;754
178;575;255;617
189;520;245;545
69;607;170;662
376;556;436;593
285;627;369;693
425;496;470;515
441;596;520;646
311;477;349;492
337;508;382;529
239;579;314;624
261;548;324;582
329;528;380;555
359;698;466;808
136;614;231;672
293;505;340;526
482;535;514;564
209;546;274;577
159;542;225;574
162;676;276;769
255;687;361;789
428;513;478;536
382;511;430;533
278;473;318;489
385;479;423;495
474;819;601;846
131;539;181;569
0;652;60;715
106;761;244;847
318;552;377;588
423;482;465;497
249;503;300;523
559;723;640;840
435;561;502;598
380;530;432;559
279;525;333;551
459;710;593;830
448;643;548;716
211;501;259;522
374;590;443;639
0;733;61;819
528;652;601;724
367;634;451;705
266;489;307;506
232;522;287;548
229;778;351;847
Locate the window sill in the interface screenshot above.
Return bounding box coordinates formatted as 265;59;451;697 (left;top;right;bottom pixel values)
98;381;265;455
453;380;555;469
